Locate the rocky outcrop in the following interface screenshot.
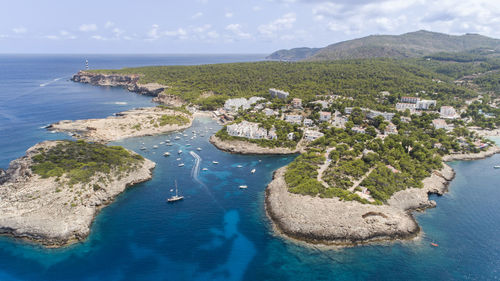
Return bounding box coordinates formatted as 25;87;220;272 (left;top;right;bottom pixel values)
442;145;500;161
265;164;456;246
48;107;193;143
71;71;167;96
209;135;300;155
152;93;186;107
0;141;155;247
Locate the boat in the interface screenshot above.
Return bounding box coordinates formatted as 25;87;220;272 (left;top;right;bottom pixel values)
186;144;191;146
167;180;184;203
178;163;185;167
163;152;170;156
183;134;188;137
251;169;256;174
176;158;181;161
166;143;173;146
140;146;147;150
160;142;165;145
178;150;182;154
212;161;219;164
153;145;159;149
494;165;500;169
239;185;248;189
174;136;181;140
237;165;243;168
430;242;439;247
166;139;170;142
197;147;202;151
202;168;208;171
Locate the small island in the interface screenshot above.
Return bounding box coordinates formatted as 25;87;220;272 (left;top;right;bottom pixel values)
0;140;155;247
48;106;193;142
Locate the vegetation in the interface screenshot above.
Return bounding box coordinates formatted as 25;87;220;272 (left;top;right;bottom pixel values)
31;140;144;185
157;114;190;126
90;59;473;110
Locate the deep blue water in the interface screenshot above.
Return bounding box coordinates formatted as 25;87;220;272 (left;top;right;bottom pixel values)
1;55;500;280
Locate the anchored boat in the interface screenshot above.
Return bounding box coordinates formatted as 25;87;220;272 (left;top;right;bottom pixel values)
167;180;184;203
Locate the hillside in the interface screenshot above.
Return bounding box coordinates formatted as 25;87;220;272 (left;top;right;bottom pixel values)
266;47;321;61
267;30;500;61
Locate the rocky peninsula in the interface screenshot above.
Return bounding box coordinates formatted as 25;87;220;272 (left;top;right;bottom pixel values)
72;71;167;96
0;140;155;247
209;135;302;155
266;164;455;245
442;145;500;161
48;107;193;142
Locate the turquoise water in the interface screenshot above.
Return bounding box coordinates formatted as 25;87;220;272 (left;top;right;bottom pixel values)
1;55;500;280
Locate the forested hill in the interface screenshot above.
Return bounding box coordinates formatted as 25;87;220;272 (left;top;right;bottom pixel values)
267;30;500;61
266;47;321;61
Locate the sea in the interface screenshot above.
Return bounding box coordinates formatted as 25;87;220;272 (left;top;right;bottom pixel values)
0;54;499;281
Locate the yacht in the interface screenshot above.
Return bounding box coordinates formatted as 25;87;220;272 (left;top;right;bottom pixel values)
163;152;170;156
153;145;159;149
166;143;173;146
212;161;219;164
140;146;147;150
160;142;165;145
176;158;181;161
494;165;500;169
186;144;191;146
174;136;181;140
167;181;184;203
251;169;256;174
178;150;182;154
239;185;248;189
197;147;202;151
202;168;208;171
178;163;185;167
237;165;243;168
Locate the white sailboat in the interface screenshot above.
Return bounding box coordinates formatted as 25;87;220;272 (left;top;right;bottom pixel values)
167;180;184;202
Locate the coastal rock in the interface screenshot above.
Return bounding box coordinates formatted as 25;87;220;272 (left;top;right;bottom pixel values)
265;167;422;245
209;135;300;155
0;141;155;247
71;71;167;96
48;107;193;142
152;93;186;107
442;145;500;161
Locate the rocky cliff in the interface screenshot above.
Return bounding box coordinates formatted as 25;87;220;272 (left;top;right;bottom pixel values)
71;71;167;96
209;135;301;155
0;141;155;247
265;164;455;246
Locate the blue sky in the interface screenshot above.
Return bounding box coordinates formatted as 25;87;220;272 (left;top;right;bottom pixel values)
1;0;499;54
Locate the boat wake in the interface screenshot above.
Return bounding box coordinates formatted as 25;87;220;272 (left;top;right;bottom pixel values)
40;77;62;87
190;151;223;209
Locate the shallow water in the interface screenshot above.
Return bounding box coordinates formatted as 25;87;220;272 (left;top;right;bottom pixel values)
0;55;499;280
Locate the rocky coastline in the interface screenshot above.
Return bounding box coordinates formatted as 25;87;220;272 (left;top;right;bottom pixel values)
265;164;455;246
71;71;167;96
209;135;301;155
48;107;193;143
442;145;500;161
0;141;155;247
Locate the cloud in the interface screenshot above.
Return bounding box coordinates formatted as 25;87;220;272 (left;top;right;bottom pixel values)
44;35;59;40
252;6;262;11
79;24;97;32
165;28;189;40
59;30;77;39
147;24;160;40
225;23;251;39
258;13;296;37
12;27;27;34
91;35;106;40
104;21;115;29
191;12;203;19
225;12;233;18
193;24;212;33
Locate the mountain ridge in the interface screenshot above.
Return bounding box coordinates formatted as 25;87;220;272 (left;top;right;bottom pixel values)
266;30;500;61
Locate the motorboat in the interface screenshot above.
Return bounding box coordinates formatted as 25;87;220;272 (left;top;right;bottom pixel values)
153;145;159;149
197;147;202;151
239;185;248;189
494;165;500;169
202;168;208;171
237;165;243;168
212;161;219;164
163;152;170;156
251;169;256;174
178;150;182;154
178;163;185;167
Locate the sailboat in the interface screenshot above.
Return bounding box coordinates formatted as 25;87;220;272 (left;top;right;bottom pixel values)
167;180;183;202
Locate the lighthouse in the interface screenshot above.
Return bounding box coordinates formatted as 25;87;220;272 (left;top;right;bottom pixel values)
85;59;89;70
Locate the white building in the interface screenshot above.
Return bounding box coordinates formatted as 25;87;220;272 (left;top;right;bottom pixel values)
432;119;450;130
287;132;295;140
291;98;302;108
319;111;331;122
396;103;417;111
304;130;324;141
416;99;436;110
224;97;265;112
303;118;314;127
269;88;289;100
226;121;276;140
263;108;275;116
440;106;458;119
285;114;303;125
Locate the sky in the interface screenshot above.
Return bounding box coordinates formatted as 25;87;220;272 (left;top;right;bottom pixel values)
1;0;500;54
